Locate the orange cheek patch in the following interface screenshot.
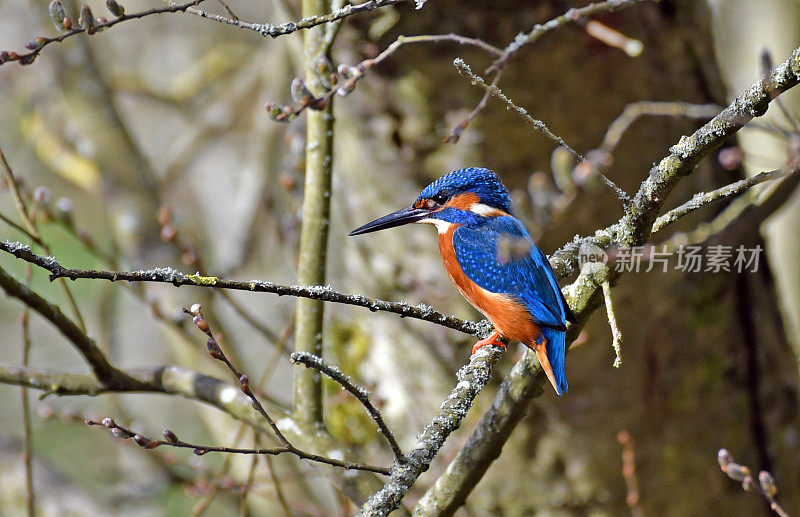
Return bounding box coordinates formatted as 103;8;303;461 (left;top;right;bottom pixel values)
444;193;480;210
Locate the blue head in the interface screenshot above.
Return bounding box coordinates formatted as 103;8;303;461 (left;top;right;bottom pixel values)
349;168;513;235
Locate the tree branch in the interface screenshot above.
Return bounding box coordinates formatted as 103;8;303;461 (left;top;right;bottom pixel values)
359;346;504;516
0;239;488;336
0;262;140;389
178;0;418;38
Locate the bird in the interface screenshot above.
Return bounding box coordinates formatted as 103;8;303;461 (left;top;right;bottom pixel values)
349;167;576;395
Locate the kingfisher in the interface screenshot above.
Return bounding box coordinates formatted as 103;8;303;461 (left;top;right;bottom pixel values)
349;167;576;395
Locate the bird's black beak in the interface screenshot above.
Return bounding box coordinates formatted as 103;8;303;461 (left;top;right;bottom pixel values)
349;205;431;236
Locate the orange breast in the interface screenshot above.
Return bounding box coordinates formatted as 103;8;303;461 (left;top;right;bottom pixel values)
438;226;541;346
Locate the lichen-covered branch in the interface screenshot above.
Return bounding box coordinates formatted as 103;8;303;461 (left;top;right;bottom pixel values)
651;166;798;234
413;45;800;517
0;240;487;336
359;346;504;516
180;0;417;38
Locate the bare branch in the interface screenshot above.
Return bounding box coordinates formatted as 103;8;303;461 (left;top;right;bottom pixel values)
453;58;585;162
487;0;651;74
0;0;206;67
600;101;722;154
447;0;648;143
0;240;488;336
290;352;406;464
86;418;391;475
267;33;502;123
183;304;393;475
0;361;390;503
651;166;799;234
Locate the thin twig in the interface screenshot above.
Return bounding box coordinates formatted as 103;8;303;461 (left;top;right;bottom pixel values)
601;279;622;368
718;449;790;517
290;352;406;464
265;455;293;517
0;147;86;330
454;58;586;163
0;240;488;337
86;418;390;475
0;212;43;246
601;101;722;154
445;69;504;143
447;0;647;143
21;295;35;517
240;437;260;517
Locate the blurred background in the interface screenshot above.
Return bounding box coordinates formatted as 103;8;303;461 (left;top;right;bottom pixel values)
0;0;799;515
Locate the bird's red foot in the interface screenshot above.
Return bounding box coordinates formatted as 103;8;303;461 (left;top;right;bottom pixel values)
472;330;508;354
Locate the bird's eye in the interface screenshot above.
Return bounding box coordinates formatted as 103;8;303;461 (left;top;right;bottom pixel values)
431;192;449;205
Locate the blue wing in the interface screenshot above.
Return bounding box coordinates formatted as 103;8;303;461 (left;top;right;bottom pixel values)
452;216;573;329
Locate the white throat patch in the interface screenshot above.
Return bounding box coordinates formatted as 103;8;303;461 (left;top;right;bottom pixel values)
469;203;500;216
417;218;452;234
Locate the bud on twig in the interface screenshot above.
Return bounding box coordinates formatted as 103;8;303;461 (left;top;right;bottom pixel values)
79;5;97;34
759;471;777;497
290;77;314;105
25;38;47;52
55;197;74;223
106;0;125;17
239;374;250;392
49;0;68;31
163;429;179;444
193;314;209;334
315;56;335;89
206;338;222;359
717;448;732;469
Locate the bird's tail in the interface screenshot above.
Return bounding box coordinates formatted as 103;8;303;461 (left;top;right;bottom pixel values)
537;327;568;395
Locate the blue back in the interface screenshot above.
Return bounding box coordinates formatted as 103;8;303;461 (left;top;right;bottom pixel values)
452;216;571;330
